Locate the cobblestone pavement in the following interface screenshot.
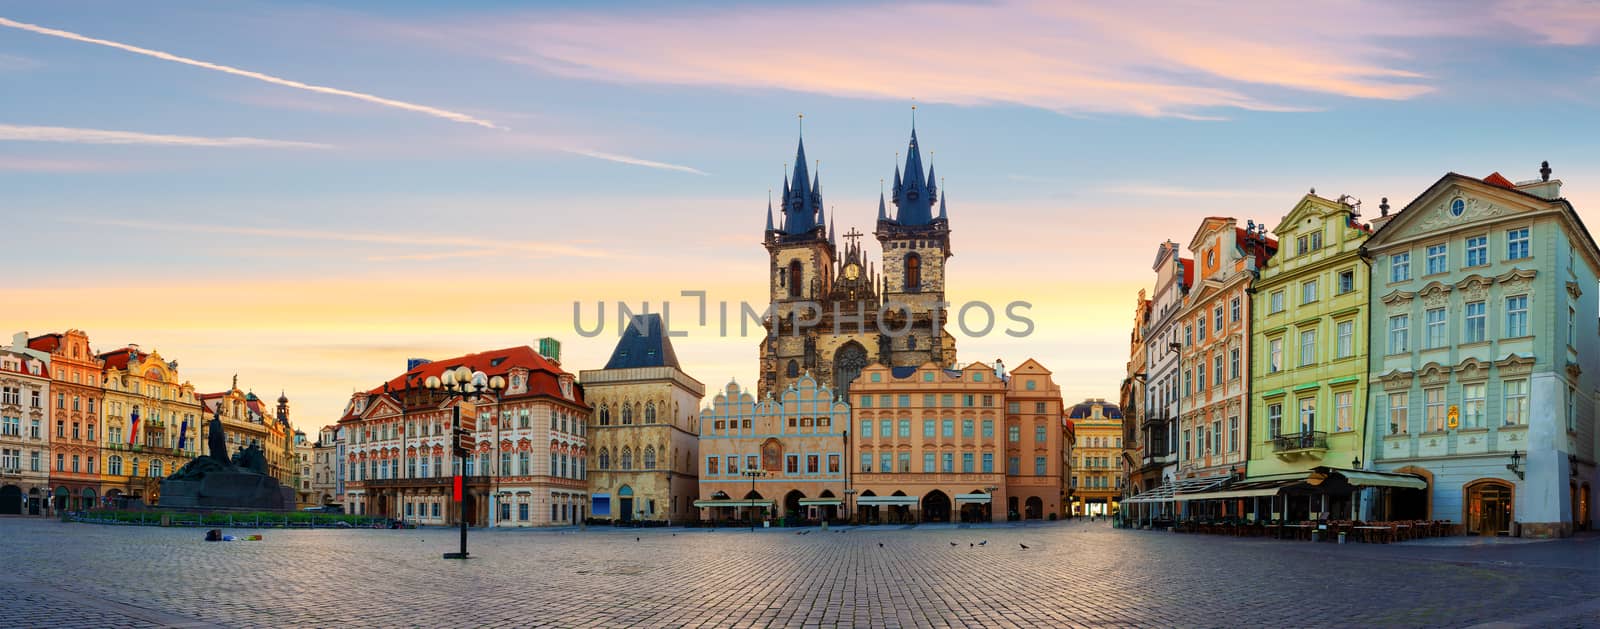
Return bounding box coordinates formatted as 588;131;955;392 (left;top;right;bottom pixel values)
2;516;1597;628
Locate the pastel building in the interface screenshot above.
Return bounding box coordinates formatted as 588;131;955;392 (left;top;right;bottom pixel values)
97;345;203;506
580;314;704;524
25;330;101;512
1364;166;1597;537
1068;399;1124;516
0;345;50;515
1247;193;1374;517
1176;218;1277;488
696;375;850;523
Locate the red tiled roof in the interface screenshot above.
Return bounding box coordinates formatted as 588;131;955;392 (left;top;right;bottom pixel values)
344;346;585;422
97;347;147;371
26;334;61;353
1482;172;1516;189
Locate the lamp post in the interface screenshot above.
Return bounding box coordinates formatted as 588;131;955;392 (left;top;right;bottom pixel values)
424;366;506;560
985;485;999;523
844;488;857;524
743;469;766;531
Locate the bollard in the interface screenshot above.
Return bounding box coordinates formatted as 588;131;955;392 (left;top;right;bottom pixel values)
1312;530;1321;543
1338;531;1347;544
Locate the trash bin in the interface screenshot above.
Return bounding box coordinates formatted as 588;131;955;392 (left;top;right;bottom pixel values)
1338;531;1347;544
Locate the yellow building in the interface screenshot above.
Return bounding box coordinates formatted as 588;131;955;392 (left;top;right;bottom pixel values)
580;315;705;524
1068;399;1125;516
97;345;202;506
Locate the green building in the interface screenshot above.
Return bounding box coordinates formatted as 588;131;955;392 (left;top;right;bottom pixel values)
1247;193;1372;518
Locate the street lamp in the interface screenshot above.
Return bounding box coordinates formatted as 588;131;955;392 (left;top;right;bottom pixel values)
985;485;999;523
424;366;506;560
742;469;766;531
843;488;857;524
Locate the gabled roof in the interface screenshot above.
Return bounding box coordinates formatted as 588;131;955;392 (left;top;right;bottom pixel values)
97;347;148;371
1368;171;1598;259
26;334;61;353
603;314;681;369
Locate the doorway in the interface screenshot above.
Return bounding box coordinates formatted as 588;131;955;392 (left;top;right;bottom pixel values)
0;485;19;515
922;490;951;523
618;485;634;522
1466;480;1514;536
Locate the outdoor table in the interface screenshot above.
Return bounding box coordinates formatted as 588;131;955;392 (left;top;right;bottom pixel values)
1354;525;1390;543
1282;524;1312;541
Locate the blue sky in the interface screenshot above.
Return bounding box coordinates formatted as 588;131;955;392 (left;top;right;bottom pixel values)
2;0;1598;429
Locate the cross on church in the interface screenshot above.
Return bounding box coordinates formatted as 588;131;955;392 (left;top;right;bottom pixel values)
842;227;865;248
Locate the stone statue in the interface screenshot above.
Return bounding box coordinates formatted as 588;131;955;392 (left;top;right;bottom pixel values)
208;409;228;465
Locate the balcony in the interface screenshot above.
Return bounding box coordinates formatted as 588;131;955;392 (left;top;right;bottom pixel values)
1272;430;1328;459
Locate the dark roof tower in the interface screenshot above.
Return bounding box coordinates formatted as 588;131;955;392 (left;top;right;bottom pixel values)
603;313;682;369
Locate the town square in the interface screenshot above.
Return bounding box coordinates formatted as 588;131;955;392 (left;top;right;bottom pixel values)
4;1;1600;627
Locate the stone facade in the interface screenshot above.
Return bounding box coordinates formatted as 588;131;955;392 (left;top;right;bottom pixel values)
580;314;704;524
309;425;341;507
1120;291;1153;504
1250;193;1372;487
757;128;956;400
1364;168;1598;536
1133;242;1191;514
697;375;850;523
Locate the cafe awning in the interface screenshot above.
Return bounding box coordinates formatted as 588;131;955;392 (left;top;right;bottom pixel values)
857;496;920;506
693;499;774;508
1176;475;1310;501
1317;468;1427;489
1123;475;1230;504
797;498;843;506
954;493;992;504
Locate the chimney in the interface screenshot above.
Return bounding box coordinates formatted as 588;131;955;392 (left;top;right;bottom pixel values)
993;358;1007;379
1515;161;1562;200
10;331;25;350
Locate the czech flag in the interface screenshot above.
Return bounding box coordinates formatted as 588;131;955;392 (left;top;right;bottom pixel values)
176;414;189;451
128;407;140;445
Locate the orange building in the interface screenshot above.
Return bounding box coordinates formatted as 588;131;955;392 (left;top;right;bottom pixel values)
26;330;105;511
1176;218;1277;493
848;358;1066;523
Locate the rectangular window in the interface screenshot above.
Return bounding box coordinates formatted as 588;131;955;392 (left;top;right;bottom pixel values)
1213;355;1224;386
1198;318;1206;341
1228;416;1239;452
1391;252;1411;283
898;395;910;408
1008;425;1020;443
861;420;873;439
880;395;891;407
859;395;871;408
1568;387;1577;433
982;452;994;473
1298;398;1316;432
943;395;955;407
1570;306;1577;347
1229;348;1240;380
1297;235;1308;256
1336;321;1354;358
1389;315;1409;352
1464;301;1486;343
806;454;819;474
1268;403;1283;438
880;419;891;438
1338;269;1355;295
1007;456;1021;475
1182;430;1191;460
1463;383;1485;428
1214;305;1224;332
981;420;994;438
923;394;936;407
1230;296;1241;322
1425;308;1447;348
1007;401;1020;414
1302;280;1318;305
858;453;872;472
941;419;954;438
1335;391;1353;432
1507;228;1530;260
1034;402;1046;414
924;452;936;473
873;452;889;473
1426;243;1447;275
1504;379;1529;425
786;454;799;474
1035;422;1047;443
923;420;936;438
1197;363;1206;392
1268;338;1282;373
1035;456;1047;476
1270;291;1285;313
1299;329;1317;366
1425;387;1446;432
1389;392;1409;434
961;452;974;473
1466;235;1488;267
897;452;910;472
708;457;719;475
898;420;910;438
961;419;974;438
516;503;526;521
1506;295;1529;337
1311;230;1323;251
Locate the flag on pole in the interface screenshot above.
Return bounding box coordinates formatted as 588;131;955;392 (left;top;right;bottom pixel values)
128;407;140;446
176;414;189;452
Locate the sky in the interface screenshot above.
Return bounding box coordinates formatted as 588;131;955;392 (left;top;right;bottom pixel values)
3;0;1599;434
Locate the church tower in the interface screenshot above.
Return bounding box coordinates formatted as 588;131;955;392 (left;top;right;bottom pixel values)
876;124;955;368
759;133;838;397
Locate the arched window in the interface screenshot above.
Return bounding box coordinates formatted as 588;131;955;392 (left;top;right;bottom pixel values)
643;446;657;469
151;459;163;477
597;448;610;470
622;404;633;425
645;402;657;424
787;360;800;378
905;253;922;291
108;455;123;476
788;260;804;298
598;406;610;426
620;447;634;470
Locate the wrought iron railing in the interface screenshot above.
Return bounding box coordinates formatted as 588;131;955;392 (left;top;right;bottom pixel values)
1273;430;1328;453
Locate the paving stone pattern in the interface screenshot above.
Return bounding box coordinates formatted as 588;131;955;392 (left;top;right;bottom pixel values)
1;517;1596;628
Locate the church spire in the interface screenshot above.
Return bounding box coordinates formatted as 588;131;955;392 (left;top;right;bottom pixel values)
782;133;819;236
891;125;934;225
937;183;947;221
878;190;888;221
765;189;775;231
